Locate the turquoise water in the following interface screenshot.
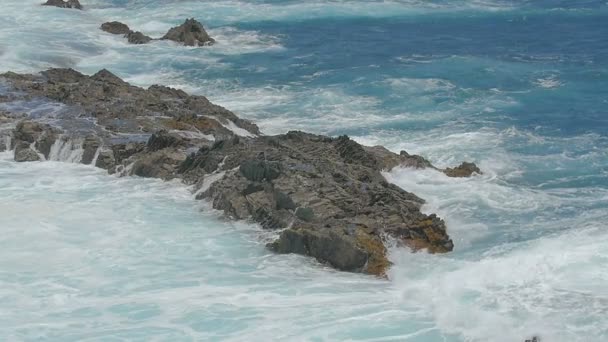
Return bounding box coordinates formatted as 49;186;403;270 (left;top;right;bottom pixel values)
1;0;608;341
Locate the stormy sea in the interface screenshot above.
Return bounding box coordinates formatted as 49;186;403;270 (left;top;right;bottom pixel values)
1;0;607;341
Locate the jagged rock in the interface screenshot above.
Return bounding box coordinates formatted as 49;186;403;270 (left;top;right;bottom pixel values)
147;130;186;151
295;207;314;222
443;161;481;178
13;121;59;159
14;142;40;162
111;142;146;165
161;18;215;47
81;136;100;165
42;0;82;10
269;226;369;272
335;135;378;169
14;121;46;143
95;149;116;171
126;31;152;45
399;150;435;169
193;132;454;275
90;68;128;86
0;69;480;276
131;149;187;180
239;160;281;182
1;68;259;137
101;21;131;35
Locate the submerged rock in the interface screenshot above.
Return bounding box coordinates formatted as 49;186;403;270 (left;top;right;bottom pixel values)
101;21;131;35
161;18;215;46
0;68;482;277
42;0;82;10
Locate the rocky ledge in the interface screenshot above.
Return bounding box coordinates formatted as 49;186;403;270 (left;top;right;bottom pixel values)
0;68;481;276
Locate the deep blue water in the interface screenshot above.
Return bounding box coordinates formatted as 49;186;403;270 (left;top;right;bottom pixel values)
1;0;607;341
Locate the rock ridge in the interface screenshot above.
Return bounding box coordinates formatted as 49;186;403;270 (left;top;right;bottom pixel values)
0;68;482;276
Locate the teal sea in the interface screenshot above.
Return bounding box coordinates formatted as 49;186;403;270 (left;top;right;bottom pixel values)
0;0;607;341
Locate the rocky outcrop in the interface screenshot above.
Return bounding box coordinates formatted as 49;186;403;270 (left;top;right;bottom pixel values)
181;133;454;274
12;121;59;160
162;18;215;46
444;161;482;177
101;22;131;35
100;22;153;44
2;68;258;138
14;142;40;162
42;0;82;10
126;31;152;44
0;68;482;277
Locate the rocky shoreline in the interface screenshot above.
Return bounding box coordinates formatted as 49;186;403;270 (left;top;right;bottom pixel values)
0;68;481;276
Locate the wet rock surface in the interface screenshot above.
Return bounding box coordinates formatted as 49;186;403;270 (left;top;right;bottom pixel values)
43;0;82;10
0;68;482;276
162;18;215;46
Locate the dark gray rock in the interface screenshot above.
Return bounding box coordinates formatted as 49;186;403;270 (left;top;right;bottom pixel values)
1;68;259;137
95;149;116;171
42;0;82;10
13;121;58;159
101;21;131;35
126;31;152;45
131;149;187;180
268;226;369;272
275;191;296;210
14;142;40;162
443;161;482;177
399;150;435;169
147;130;185;151
161;18;215;47
295;207;314;222
239;160;281;182
81;136;100;165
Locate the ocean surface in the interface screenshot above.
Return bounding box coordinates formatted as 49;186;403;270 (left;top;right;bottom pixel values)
1;0;608;341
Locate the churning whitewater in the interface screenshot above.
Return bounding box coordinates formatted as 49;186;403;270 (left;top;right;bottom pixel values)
1;0;608;341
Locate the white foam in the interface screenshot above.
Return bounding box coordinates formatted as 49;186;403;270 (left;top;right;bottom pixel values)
384;77;456;93
535;75;563;89
48;137;84;163
170;129;216;142
90;146;102;166
194;171;227;198
388;223;608;342
211;117;257;137
4;135;11;152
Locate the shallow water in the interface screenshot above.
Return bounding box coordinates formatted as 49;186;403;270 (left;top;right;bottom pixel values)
1;0;607;341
